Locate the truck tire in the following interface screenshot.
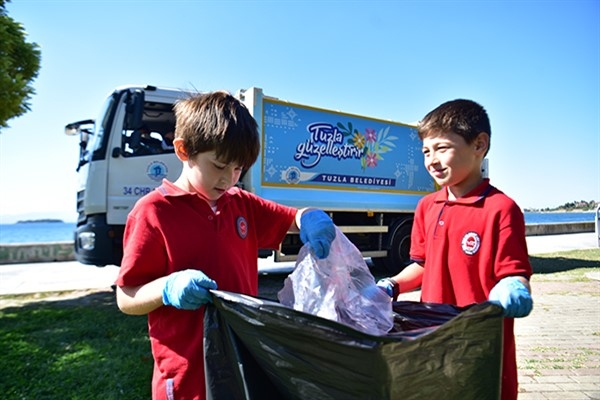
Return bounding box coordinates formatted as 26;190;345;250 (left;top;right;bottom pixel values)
373;221;412;275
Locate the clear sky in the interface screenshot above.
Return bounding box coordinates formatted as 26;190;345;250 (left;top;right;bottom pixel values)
1;0;598;224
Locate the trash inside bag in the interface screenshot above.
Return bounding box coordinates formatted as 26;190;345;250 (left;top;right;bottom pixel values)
204;291;504;400
277;227;393;336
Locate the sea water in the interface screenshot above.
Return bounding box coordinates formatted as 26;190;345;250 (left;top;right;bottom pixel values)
0;222;76;244
0;212;596;244
523;211;596;225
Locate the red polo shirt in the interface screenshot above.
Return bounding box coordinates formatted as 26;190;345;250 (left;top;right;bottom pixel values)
116;180;296;400
411;179;532;400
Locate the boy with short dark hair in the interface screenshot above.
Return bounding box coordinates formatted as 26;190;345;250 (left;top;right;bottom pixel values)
378;99;533;400
115;90;335;399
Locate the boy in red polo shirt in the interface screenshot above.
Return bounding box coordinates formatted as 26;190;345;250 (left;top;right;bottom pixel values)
377;99;533;400
115;91;335;400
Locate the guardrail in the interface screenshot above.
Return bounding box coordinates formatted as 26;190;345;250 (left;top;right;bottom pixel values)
0;241;74;265
524;221;594;236
0;222;596;265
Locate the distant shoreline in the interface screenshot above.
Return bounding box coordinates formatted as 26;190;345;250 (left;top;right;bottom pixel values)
523;209;596;213
16;219;64;224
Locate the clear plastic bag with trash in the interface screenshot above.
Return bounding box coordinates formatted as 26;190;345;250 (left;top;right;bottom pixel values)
277;226;394;336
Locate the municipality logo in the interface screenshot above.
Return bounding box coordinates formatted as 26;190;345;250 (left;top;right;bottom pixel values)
283;167;301;184
147;161;168;181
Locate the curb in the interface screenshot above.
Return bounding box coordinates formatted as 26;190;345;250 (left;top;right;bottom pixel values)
0;241;74;265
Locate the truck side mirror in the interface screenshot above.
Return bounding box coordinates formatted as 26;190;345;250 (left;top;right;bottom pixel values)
124;89;145;130
65;119;95;136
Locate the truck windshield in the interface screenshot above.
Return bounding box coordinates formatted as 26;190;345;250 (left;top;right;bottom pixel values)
121;100;176;157
89;94;117;156
75;92;118;170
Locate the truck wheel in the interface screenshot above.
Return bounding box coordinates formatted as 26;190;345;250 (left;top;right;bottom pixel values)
373;222;412;275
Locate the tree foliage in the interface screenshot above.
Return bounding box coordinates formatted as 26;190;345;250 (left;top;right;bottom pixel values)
525;200;599;212
0;0;41;131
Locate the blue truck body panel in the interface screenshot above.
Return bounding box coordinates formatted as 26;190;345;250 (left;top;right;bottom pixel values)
246;93;435;210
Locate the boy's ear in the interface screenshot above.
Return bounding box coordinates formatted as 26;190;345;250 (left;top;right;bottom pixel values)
173;138;189;161
474;132;489;154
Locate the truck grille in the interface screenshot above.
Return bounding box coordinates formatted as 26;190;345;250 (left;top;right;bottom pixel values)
76;190;86;224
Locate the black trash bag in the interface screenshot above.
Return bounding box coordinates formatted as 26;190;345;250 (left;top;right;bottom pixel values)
204;290;504;400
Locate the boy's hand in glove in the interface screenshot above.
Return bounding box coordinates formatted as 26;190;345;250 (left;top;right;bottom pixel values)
488;276;533;318
377;278;399;299
299;210;336;258
162;269;217;310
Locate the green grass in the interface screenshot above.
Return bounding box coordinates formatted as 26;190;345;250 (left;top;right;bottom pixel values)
0;292;152;399
522;346;597;371
0;249;598;398
529;248;600;280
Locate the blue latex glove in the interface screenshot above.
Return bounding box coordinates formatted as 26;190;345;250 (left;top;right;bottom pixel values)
162;269;217;310
360;283;386;301
488;276;533;318
299;210;336;259
377;278;399;299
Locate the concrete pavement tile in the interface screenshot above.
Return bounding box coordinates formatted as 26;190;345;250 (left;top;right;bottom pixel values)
519;375;537;384
583;392;600;399
540;392;596;399
520;383;562;392
574;376;600;383
533;376;577;384
517;393;548;400
571;368;600;376
557;383;600;391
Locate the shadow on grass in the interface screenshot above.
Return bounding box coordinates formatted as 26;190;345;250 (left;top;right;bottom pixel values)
0;291;152;399
530;254;600;274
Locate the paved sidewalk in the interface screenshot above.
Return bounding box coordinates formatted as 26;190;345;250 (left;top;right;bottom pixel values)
520;232;599;398
514;278;600;399
0;261;120;295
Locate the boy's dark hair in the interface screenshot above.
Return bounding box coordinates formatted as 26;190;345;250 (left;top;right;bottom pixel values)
418;99;491;156
174;91;260;168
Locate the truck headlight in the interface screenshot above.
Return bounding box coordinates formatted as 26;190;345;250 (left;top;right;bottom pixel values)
78;232;96;251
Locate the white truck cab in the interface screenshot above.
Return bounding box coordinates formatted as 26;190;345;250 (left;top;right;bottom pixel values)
66;85;188;266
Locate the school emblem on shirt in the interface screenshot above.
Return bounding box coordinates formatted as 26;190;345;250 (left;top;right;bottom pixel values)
461;231;481;255
237;216;248;239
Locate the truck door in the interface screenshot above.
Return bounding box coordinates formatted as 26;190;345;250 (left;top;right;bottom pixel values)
105;92;182;225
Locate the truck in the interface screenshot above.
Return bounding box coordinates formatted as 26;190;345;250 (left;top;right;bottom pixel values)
65;84;437;274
